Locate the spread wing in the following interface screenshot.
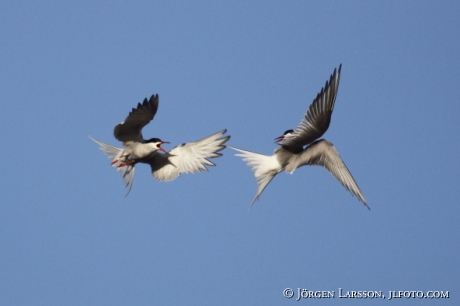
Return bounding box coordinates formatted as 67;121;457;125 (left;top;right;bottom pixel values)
148;129;230;182
286;139;369;209
113;94;159;143
279;65;341;148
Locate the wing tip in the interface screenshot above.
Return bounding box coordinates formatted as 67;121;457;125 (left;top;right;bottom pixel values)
248;197;258;211
219;135;231;145
363;200;370;210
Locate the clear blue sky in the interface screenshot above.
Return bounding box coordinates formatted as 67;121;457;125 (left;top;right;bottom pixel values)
1;1;459;305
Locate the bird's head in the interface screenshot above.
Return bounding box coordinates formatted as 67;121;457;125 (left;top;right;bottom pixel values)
145;138;169;153
274;129;294;144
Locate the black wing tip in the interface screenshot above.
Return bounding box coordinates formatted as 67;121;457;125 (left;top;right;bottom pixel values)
314;64;342;103
328;64;342;84
248;195;261;210
131;94;159;112
330;64;342;83
214;131;231;147
363;201;370;210
125;93;159;119
218;128;228;135
313;64;342;102
212;144;228;155
148;94;159;105
334;64;341;84
332;64;342;76
220;135;231;143
148;94;159;114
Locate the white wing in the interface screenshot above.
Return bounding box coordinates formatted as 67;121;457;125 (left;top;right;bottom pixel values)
229;146;282;209
148;129;230;182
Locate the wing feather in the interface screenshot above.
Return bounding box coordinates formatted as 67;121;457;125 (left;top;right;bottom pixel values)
148;130;230;182
113;94;159;143
287;139;369;209
280;65;341;148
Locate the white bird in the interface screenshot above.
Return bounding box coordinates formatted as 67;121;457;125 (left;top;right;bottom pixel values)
230;65;369;209
90;94;230;195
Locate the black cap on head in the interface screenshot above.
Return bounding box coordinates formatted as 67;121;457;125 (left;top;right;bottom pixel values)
284;129;294;135
145;138;162;143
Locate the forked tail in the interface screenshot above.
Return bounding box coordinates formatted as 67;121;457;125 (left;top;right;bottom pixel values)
229;146;281;209
89;136;135;196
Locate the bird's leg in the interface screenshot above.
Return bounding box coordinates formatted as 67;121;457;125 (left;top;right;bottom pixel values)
118;160;134;168
111;153;129;165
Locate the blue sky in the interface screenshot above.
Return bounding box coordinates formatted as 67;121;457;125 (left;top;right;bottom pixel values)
1;1;459;305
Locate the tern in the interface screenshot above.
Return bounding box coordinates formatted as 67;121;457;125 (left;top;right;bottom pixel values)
230;65;369;209
90;94;230;195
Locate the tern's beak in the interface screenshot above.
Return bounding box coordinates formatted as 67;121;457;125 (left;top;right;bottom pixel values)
274;135;284;143
159;141;170;153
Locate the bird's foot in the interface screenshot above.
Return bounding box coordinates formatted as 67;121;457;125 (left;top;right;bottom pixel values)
118;161;134;168
112;154;129;165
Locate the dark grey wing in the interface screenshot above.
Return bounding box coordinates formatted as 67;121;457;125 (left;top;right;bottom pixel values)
280;65;341;148
286;139;369;209
113;94;159;143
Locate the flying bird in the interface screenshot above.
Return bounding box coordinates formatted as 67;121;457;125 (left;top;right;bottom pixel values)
90;94;230;195
230;65;369;209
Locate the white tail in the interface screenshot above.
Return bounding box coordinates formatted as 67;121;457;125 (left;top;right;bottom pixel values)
229;146;282;208
89;136;135;196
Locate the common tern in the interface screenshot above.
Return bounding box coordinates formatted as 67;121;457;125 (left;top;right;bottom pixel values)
230;65;369;209
90;94;230;195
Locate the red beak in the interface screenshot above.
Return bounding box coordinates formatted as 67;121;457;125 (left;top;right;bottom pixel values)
274;135;284;143
159;141;169;153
